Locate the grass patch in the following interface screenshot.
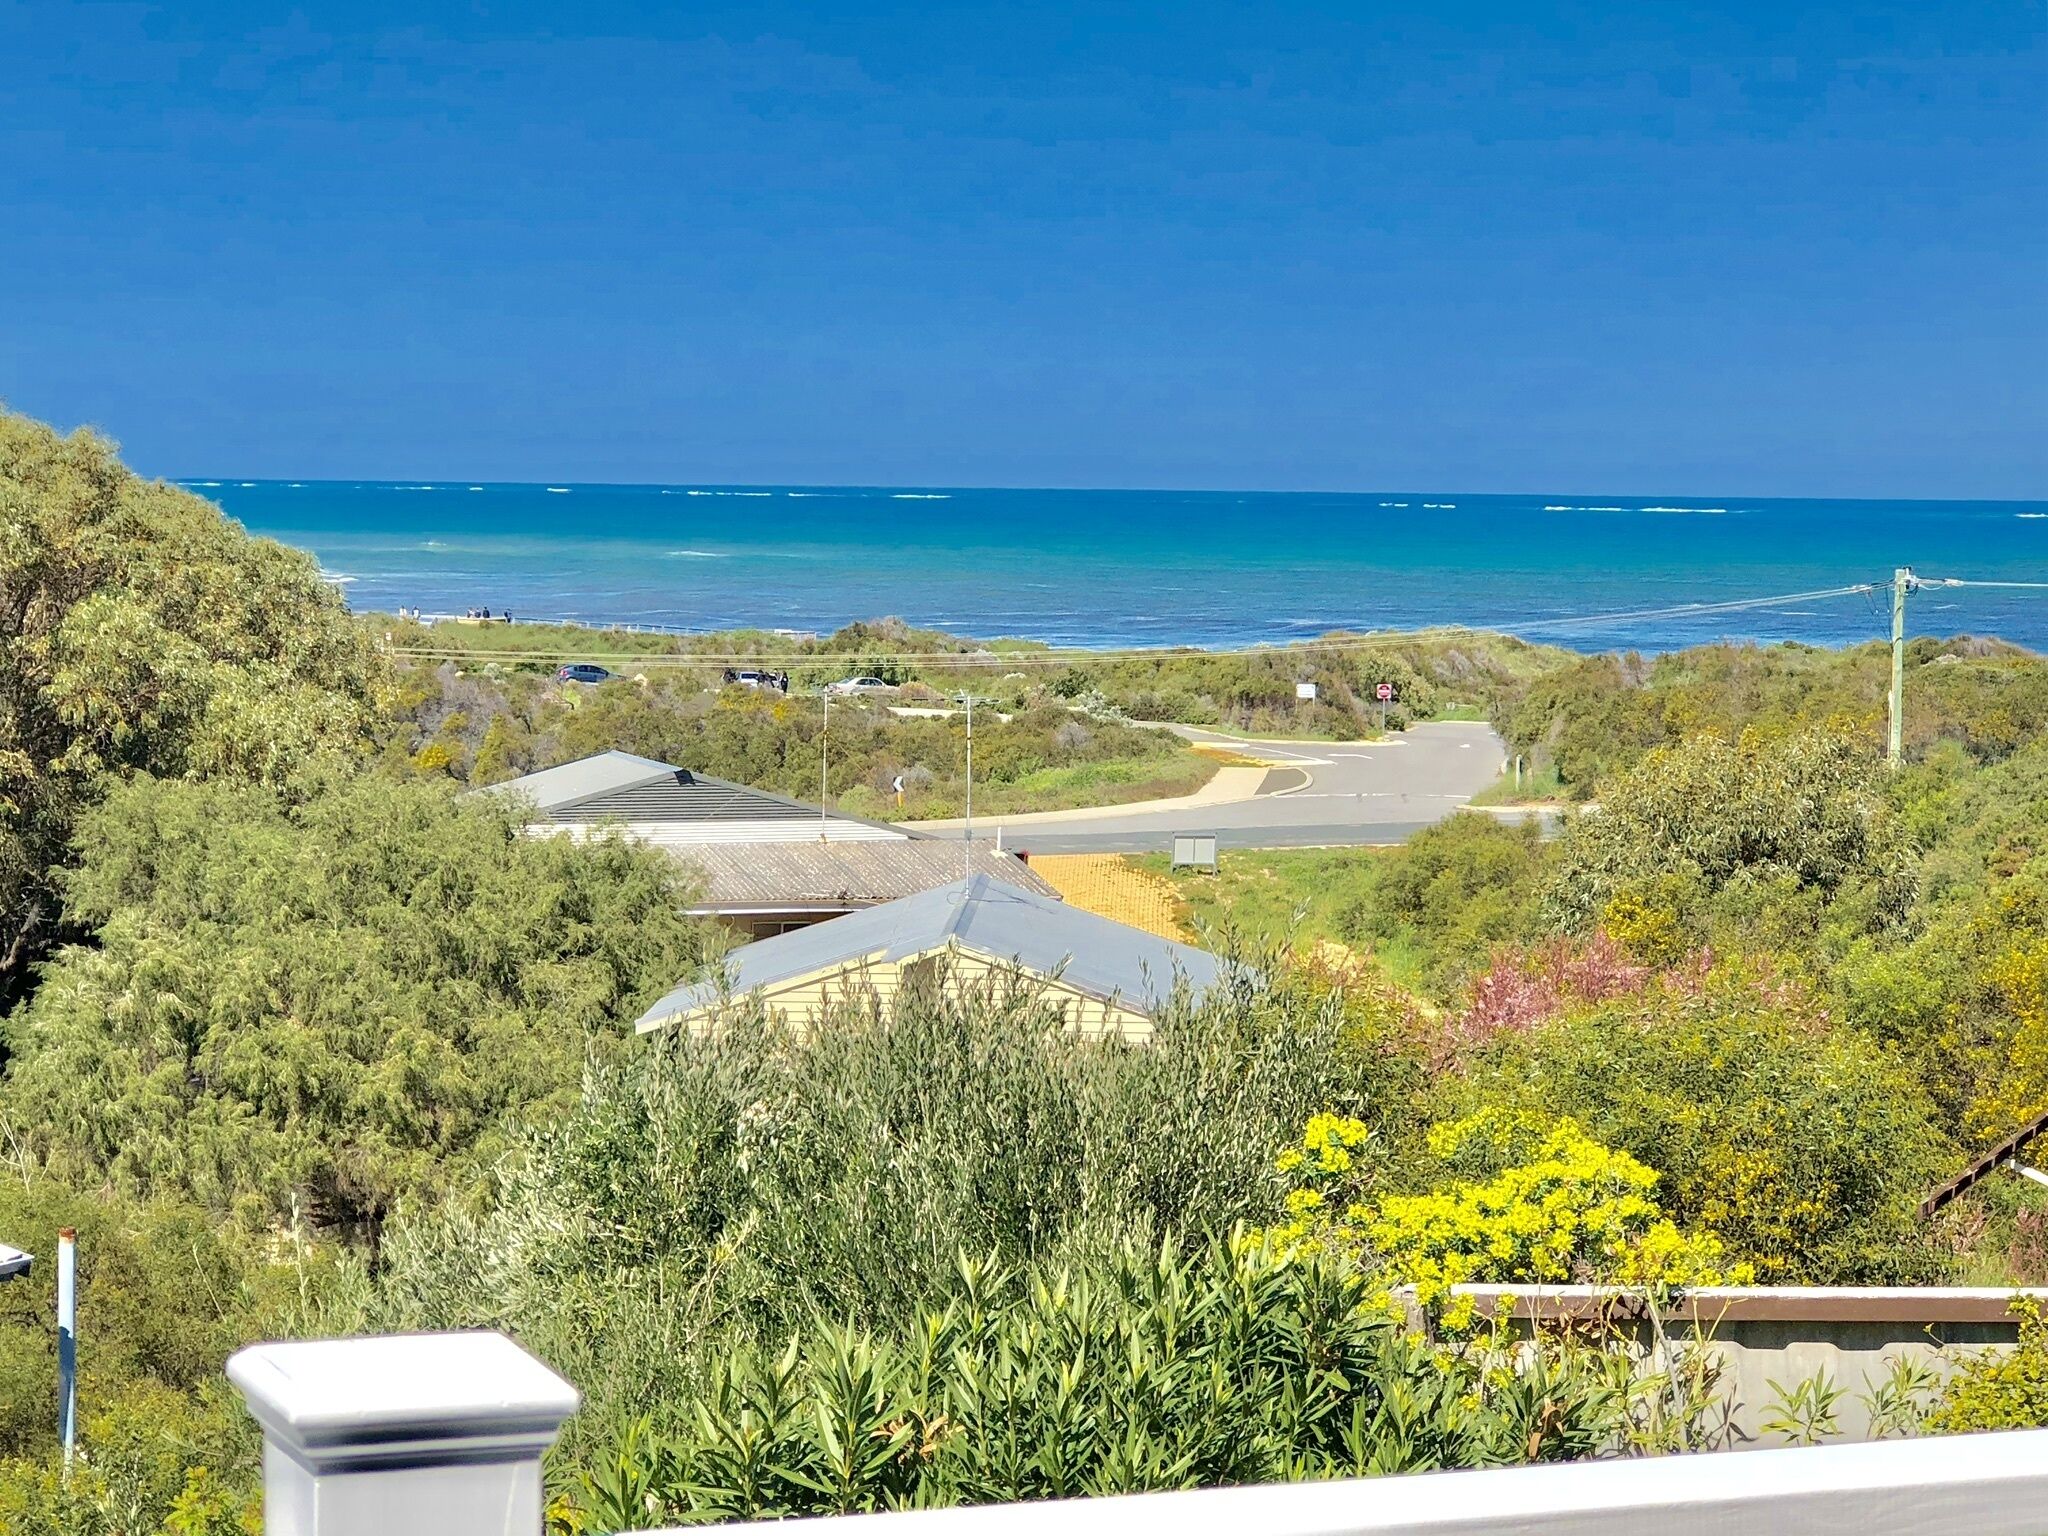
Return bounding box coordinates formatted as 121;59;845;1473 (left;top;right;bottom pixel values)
1467;761;1565;806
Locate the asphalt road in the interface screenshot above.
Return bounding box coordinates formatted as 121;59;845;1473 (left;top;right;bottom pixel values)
972;721;1511;855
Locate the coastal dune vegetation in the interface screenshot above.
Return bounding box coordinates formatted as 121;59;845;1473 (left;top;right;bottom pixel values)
1;408;2046;1529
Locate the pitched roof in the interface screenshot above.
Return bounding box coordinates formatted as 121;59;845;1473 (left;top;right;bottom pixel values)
676;841;1059;910
638;872;1230;1032
480;749;904;833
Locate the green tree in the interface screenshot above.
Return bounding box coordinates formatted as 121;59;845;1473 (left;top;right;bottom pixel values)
0;410;378;1005
2;772;712;1234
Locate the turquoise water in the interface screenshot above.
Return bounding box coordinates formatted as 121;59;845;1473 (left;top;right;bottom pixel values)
189;480;2048;653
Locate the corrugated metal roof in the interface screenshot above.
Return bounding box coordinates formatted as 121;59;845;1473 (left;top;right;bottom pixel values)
675;841;1059;909
638;872;1230;1031
480;750;679;812
481;750;908;835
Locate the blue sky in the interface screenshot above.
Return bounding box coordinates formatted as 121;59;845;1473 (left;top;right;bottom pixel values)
4;1;2042;496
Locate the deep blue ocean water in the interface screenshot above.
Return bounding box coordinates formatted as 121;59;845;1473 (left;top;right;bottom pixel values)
189;480;2048;653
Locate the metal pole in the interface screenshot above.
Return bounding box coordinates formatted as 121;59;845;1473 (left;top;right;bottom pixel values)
962;694;974;879
57;1226;75;1473
820;690;830;839
1889;567;1910;770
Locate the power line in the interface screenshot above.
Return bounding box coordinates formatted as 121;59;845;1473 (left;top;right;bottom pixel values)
1506;583;1878;634
1917;577;2048;591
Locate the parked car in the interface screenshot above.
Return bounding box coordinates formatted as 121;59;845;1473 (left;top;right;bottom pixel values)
826;675;897;696
556;663;612;684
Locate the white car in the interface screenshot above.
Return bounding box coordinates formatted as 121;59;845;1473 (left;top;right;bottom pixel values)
827;676;897;696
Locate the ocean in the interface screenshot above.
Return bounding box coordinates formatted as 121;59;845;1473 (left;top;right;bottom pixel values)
187;480;2048;654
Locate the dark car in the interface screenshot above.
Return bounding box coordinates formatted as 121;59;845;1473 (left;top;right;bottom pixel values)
556;663;612;685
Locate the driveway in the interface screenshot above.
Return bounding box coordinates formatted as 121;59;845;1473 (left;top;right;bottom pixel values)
931;721;1509;855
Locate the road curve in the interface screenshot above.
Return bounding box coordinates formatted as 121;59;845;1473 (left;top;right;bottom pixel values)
965;721;1508;855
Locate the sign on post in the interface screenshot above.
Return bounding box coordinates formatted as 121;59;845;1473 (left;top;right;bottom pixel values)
1295;682;1317;701
1375;682;1395;702
1170;833;1219;873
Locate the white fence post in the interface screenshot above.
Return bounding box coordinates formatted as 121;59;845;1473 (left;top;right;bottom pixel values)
227;1331;579;1536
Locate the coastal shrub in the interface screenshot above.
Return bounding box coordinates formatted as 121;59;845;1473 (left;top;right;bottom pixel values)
1541;729;1908;934
343;962;1391;1460
1499;639;2048;793
1924;1299;2048;1433
1439;959;1948;1282
1255;1110;1746;1329
571;1240;1637;1528
2;771;711;1234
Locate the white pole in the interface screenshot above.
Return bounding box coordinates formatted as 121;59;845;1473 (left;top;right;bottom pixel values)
821;689;830;841
963;694;974;879
57;1226;75;1473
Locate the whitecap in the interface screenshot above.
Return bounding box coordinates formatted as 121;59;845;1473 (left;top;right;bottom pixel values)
238;481;257;487
317;570;356;585
2018;512;2046;519
468;486;484;491
546;487;571;493
1542;505;1574;512
1640;506;1728;514
664;549;730;559
195;481;221;486
892;493;950;499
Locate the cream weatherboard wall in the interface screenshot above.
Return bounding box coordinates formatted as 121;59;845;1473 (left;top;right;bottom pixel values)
668;940;1156;1040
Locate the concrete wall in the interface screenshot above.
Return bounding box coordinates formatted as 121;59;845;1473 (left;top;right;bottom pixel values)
1451;1285;2048;1447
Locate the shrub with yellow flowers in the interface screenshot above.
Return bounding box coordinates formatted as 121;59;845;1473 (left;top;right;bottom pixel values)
1256;1107;1750;1330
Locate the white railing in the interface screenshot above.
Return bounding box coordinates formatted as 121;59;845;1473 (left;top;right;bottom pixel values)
228;1330;2048;1536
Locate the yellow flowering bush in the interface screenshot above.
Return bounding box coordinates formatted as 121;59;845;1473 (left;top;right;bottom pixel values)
1256;1108;1750;1329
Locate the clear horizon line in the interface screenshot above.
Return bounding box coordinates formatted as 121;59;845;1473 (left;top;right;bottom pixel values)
162;475;2047;507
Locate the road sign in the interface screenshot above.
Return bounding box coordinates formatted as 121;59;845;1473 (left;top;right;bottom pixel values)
1375;682;1395;703
1295;682;1317;701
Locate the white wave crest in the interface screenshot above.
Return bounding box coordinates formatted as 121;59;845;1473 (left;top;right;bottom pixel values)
546;487;571;493
892;493;950;499
664;549;730;558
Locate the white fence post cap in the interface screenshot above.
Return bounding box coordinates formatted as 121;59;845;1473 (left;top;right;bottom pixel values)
228;1331;579;1473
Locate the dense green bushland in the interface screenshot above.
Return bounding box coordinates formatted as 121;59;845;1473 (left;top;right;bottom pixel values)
380;665;1214;819
1499;637;2048;796
381;611;1569;740
329;969;1396;1461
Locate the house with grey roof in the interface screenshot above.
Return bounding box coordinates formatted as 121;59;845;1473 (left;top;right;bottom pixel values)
480;751;1059;936
636;872;1231;1041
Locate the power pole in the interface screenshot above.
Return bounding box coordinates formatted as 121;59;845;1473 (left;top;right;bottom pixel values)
962;693;975;879
1889;566;1914;770
820;688;830;839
